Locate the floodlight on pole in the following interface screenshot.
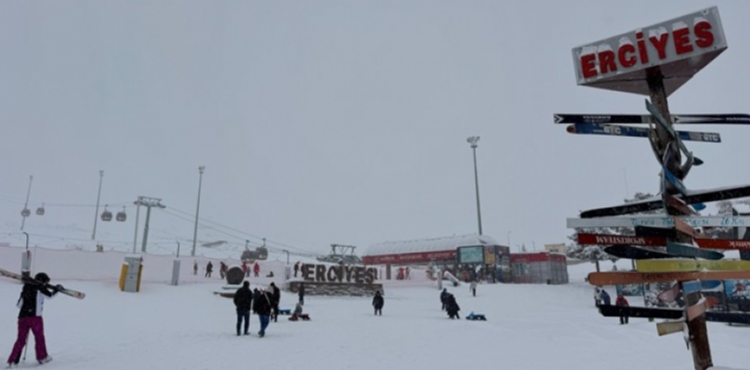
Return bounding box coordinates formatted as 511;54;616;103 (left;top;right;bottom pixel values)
466;136;483;235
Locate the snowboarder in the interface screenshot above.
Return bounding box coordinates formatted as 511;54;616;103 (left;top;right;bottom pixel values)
469;280;477;297
440;288;449;311
253;289;273;337
445;294;460;319
298;283;305;306
233;281;253;336
372;291;384;316
6;272;59;367
269;283;280;322
615;294;629;325
205;261;213;278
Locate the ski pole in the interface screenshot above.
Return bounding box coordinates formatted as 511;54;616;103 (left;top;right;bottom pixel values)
22;334;29;362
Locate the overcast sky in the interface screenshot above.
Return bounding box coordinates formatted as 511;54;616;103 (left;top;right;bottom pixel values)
2;1;749;256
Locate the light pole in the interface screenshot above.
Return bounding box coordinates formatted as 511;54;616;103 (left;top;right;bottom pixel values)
20;175;33;231
92;170;104;240
506;231;511;247
466;136;483;235
191;166;205;257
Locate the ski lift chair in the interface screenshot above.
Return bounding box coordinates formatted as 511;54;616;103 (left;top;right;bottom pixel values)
116;206;127;222
36;203;45;216
101;205;112;222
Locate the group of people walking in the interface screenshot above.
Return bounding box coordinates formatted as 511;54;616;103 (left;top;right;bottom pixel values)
594;287;630;325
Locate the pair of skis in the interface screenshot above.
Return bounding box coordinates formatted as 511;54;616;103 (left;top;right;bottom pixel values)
0;268;86;300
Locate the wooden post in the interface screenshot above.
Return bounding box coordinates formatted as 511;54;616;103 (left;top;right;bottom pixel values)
681;281;713;370
648;67;713;370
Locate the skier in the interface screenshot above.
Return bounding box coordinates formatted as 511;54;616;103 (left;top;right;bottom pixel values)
233;281;253;336
219;262;227;280
193;261;198;275
469;280;477;297
445;294;460;319
269;283;280;323
253;289;273;337
253;262;260;277
6;272;59;367
440;288;449;311
615;294;630;325
205;261;213;278
372;291;384;316
293;262;300;278
298;283;305;306
593;287;603;306
599;289;611;306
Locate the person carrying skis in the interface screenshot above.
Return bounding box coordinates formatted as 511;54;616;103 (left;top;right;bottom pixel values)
253;289;273;337
233;281;253;336
615;293;630;325
372;291;384;316
469;280;477;297
6;272;59;367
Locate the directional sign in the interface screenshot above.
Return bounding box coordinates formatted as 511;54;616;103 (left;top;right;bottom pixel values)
576;233;666;246
587;270;750;286
567;216;750;229
657;320;687;336
566;123;722;143
696;239;750;250
553;113;750;125
687;300;707;321
682;280;702;295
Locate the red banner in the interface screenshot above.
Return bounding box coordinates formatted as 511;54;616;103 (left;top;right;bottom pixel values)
577;233;666;246
696;239;750;250
362;250;456;265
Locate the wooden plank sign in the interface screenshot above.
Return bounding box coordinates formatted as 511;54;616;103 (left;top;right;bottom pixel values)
576;233;666;246
587;270;750;286
657;320;687;336
687;299;708;321
636;259;750;273
682;280;702;295
673;216;705;239
567;216;750;229
696;239;750;250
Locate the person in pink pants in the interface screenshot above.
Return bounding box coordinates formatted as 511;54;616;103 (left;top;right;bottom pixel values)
6;272;61;367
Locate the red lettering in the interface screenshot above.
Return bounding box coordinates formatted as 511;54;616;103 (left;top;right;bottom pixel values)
694;21;714;48
672;28;692;54
617;44;636;68
597;50;617;73
580;54;597;78
635;32;649;64
649;33;669;59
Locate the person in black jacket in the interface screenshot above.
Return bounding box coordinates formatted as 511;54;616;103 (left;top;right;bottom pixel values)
445;294;460;319
6;272;59;367
269;283;280;323
372;291;384;316
233;281;253;336
440;288;449;311
298;283;305;306
253;289;273;337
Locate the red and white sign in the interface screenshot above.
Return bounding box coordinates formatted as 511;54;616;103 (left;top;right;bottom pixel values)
572;6;727;96
696;239;750;250
362;250;456;265
577;233;666;247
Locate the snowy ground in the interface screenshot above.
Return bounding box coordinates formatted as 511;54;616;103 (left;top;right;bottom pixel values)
1;262;748;370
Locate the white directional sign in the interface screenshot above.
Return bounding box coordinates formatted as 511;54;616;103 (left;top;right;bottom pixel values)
567;216;750;229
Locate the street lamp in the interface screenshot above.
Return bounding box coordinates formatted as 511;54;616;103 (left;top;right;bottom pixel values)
191;166;205;257
467;136;483;235
92;170;104;240
506;231;512;247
